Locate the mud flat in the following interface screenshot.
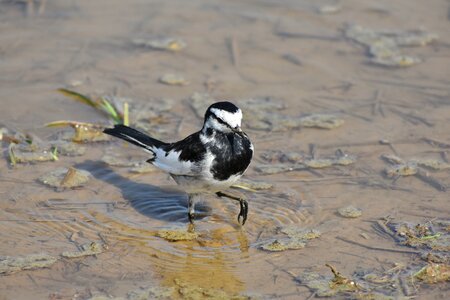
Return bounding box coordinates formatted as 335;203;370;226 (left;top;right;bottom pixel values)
0;0;449;299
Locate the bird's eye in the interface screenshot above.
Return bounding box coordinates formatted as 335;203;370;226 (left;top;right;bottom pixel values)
212;114;228;126
216;117;227;125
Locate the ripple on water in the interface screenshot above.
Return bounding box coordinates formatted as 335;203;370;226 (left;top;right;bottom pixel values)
0;162;315;293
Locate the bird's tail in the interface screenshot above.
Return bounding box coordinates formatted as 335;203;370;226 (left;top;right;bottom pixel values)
103;125;167;154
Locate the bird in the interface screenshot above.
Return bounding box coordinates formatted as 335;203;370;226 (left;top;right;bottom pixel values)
103;101;254;225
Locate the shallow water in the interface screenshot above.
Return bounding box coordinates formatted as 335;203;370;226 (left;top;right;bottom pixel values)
1;0;450;299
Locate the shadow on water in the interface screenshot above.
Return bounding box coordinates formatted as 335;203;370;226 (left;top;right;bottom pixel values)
74;161;250;296
76;161;209;223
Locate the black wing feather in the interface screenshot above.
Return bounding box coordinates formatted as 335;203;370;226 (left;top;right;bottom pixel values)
103;125;167;152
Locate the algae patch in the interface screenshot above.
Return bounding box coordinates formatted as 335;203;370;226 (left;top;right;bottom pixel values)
297;114;344;129
156;229;199;242
260;238;306;252
174;278;254;300
61;242;104;258
256;149;356;174
338;205;362;218
0;253;58;275
344;24;438;67
159;74;188;86
260;226;320;252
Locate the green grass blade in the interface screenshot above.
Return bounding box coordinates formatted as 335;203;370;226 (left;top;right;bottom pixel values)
57;88;98;108
51;146;59;161
45;120;75;127
100;98;122;124
123;102;129;126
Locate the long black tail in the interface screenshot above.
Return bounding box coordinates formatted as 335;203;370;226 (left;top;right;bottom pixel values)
103;125;167;153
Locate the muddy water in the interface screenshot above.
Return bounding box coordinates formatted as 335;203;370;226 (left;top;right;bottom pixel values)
1;0;450;299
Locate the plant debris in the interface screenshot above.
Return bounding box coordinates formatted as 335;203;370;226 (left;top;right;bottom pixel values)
338;205;363;218
159;74;188;86
46;121;110;143
385;162;418;178
293;259;450;299
5;132;58;165
57;88;125;124
344;24;438;67
38;167;91;189
414;263;450;283
374;218;450;264
156;229;199;242
8;142;57;165
132;38;186;52
0;253;58;275
296;264;360;297
381;154;448;191
61;242;104;258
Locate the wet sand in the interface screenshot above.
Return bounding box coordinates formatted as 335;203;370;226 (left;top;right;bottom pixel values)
1;0;449;299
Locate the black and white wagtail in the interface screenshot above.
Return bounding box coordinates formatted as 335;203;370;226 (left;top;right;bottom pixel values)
103;102;254;224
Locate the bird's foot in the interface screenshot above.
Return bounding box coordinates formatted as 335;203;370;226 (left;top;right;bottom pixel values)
188;211;195;224
216;191;248;226
237;198;248;225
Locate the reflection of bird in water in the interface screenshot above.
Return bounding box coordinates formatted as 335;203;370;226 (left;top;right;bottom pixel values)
161;225;249;296
103;102;254;224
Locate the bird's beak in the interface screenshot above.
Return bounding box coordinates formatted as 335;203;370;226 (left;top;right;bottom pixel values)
232;126;242;133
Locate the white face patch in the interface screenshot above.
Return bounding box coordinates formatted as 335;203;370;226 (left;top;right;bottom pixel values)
202;117;227;132
210;107;242;129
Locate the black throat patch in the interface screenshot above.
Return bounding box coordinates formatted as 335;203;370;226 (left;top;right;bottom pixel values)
207;131;253;181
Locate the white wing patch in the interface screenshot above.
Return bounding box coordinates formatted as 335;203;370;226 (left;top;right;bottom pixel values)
151;148;195;175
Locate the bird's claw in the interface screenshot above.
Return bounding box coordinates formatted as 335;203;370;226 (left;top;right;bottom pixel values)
237;199;248;225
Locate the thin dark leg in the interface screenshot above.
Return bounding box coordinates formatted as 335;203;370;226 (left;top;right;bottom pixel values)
188;194;195;223
216;191;248;225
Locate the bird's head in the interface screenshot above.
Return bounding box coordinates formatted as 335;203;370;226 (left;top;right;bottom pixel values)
203;101;243;134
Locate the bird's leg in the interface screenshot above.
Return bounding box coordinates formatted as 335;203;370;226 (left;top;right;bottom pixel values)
187;194;196;223
216;191;248;225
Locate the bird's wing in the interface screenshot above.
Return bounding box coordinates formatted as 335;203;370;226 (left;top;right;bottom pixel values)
151;132;207;176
